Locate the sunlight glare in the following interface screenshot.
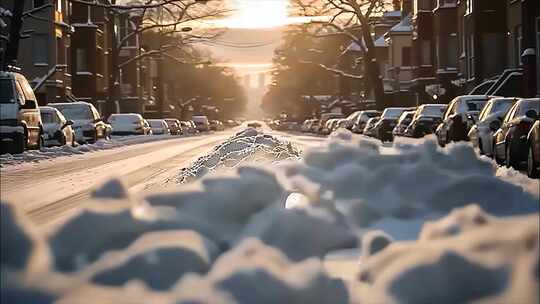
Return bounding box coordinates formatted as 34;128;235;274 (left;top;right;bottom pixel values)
219;0;290;28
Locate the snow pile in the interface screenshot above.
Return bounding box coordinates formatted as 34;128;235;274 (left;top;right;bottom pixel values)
176;128;300;183
354;207;539;304
0;135;178;167
1;130;539;303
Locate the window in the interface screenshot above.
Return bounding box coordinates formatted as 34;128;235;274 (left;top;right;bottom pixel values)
465;0;473;15
33;0;46;8
32;35;48;65
536;17;540;96
57;38;65;65
76;48;88;72
448;35;458;68
402;47;411;66
514;25;523;66
467;35;475;78
421;40;431;65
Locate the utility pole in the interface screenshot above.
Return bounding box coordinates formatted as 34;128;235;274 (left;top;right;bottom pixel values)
107;0;119;117
3;0;25;70
156;5;165;118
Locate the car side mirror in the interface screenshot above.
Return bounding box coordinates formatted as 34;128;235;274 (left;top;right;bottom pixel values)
525;110;538;120
489;120;501;131
61;120;74;129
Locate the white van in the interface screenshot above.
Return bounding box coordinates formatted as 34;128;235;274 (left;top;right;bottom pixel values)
0;72;43;153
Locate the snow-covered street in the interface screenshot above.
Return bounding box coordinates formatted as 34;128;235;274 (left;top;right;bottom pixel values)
2;125;539;303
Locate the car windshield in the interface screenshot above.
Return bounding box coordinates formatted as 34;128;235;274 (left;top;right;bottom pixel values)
491;99;515;113
110;115;139;123
0;79;15;103
517;99;540;116
420;106;445;117
53;104;93;120
381;108;405;119
465;99;488;111
149;120;163;127
40;112;56;123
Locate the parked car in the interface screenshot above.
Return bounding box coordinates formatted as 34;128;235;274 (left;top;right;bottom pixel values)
435;95;492;147
363;117;380;137
210;120;224;131
343;111;363;130
301;119;317;132
527;120;540;178
164;118;182;135
492;98;540;169
192;115;210;132
468;97;517;156
404;104;446;138
50;102;111;143
40;106;75;147
148;119;171;135
351;110;381;134
373;107;412;142
108;113;151;136
318;113;344;134
392;110;415;137
180;121;197;134
0;71;43;153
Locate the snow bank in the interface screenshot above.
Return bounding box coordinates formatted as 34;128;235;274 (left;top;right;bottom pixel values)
1;129;538;303
175;128;300;183
173;239;349;304
354;207;539;304
0;135;178;167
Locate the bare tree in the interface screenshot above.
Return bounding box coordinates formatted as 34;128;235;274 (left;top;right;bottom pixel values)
293;0;389;109
67;0;228;115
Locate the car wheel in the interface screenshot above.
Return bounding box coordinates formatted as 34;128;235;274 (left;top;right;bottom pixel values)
13;133;25;154
527;146;539;178
505;144;519;169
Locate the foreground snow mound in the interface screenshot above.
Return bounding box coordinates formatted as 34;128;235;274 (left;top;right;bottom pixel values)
174;239;349;304
281;135;538;238
355;207;539;304
176;128;300;183
235;206;356;262
84;230;218;290
48;202;219;272
0;202;50;273
147;166;286;243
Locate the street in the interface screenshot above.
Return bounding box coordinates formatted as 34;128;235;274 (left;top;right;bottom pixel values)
0;127;327;230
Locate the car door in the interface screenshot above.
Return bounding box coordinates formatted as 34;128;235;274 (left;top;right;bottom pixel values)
15;77;41;146
494;103;518;157
440;100;457;143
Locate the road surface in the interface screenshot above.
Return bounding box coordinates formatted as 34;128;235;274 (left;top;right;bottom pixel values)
0;127;325;229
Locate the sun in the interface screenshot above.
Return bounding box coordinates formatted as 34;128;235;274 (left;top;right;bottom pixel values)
218;0;290;29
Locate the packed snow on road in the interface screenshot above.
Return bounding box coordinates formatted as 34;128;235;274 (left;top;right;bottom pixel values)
1;127;539;304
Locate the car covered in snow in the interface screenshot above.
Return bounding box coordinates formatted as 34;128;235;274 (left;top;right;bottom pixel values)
468;97;517;156
392;110;415;137
351;110;381;134
435;95;492;146
50;102;111;143
180;121;197;134
404;104;446;138
148;119;171;135
527;120;540;178
39;106;75;147
108;113;152;136
192;115;210;132
363;117;380;137
164;118;182;135
0;71;44;154
492;98;540;169
373;107;412;142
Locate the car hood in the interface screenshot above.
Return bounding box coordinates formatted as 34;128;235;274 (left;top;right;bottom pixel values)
0;103;18;120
